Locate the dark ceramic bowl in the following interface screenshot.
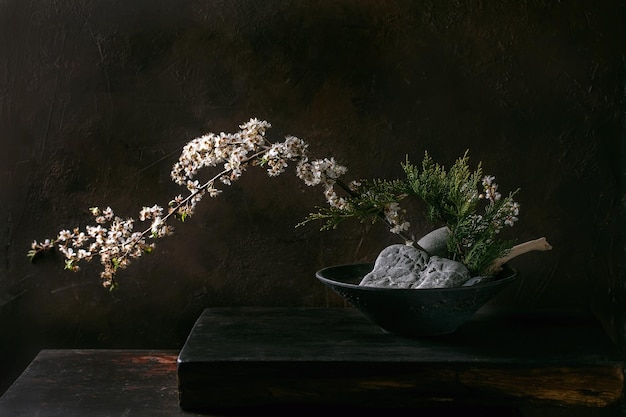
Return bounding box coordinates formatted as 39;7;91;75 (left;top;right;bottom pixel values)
316;263;517;337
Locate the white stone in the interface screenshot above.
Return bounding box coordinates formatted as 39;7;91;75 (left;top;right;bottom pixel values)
413;256;471;289
359;244;429;288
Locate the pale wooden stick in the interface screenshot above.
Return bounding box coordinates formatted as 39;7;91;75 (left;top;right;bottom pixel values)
488;237;552;274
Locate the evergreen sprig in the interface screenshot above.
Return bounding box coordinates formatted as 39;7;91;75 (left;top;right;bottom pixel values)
299;179;409;232
402;151;482;225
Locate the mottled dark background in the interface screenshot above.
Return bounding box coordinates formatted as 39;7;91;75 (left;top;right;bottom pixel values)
0;0;623;399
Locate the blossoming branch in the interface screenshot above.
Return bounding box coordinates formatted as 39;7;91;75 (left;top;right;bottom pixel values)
29;118;530;288
29;119;350;289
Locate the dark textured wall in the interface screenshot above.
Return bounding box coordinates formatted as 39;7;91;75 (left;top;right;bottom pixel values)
0;0;623;395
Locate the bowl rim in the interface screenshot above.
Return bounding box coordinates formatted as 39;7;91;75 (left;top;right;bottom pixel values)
315;262;517;292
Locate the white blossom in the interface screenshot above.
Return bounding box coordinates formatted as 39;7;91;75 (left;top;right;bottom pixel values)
296;158;347;187
482;175;502;202
384;202;410;235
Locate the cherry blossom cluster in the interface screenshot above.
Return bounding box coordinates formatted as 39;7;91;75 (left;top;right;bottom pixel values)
30;118;352;288
30;206;157;287
500;200;520;228
480;175;502;202
464;175;519;241
480;175;519;229
383;203;411;235
297;157;349;211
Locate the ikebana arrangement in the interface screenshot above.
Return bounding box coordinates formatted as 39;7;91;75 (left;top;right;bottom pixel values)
29;118;551;300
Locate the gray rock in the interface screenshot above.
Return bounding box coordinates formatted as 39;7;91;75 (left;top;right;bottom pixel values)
417;226;450;257
359;244;429;288
413;256;471;289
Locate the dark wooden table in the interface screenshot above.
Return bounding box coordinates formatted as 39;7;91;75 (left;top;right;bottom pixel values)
0;349;206;417
0;308;623;417
178;308;624;415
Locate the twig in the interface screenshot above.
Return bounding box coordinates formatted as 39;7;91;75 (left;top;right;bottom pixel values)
488;237;553;274
334;180;423;250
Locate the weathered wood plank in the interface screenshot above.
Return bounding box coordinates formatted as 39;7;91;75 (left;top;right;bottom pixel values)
0;349;205;417
177;308;623;411
459;366;624;407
